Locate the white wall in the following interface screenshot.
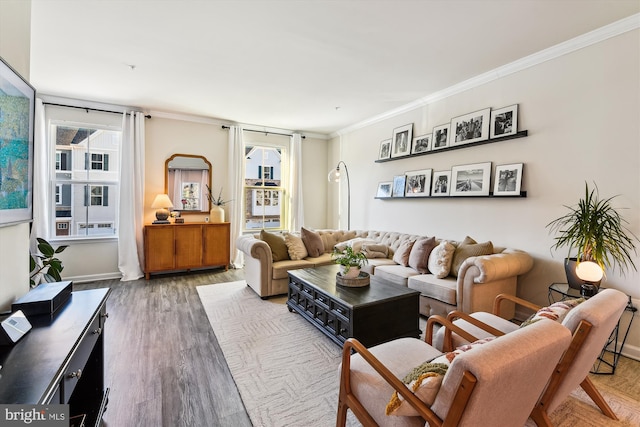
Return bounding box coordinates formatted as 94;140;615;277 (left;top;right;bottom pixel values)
328;30;640;358
0;0;31;310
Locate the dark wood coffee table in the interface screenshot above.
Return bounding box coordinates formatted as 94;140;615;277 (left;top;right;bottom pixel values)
287;264;421;347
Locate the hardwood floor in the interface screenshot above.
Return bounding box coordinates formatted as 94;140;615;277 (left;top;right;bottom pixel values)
74;268;252;427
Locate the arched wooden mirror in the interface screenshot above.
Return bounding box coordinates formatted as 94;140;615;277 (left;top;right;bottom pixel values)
165;154;212;214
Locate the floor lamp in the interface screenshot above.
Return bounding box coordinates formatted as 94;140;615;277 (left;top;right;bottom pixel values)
328;161;350;230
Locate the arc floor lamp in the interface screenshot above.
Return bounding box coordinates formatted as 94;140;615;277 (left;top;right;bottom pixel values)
328;161;350;229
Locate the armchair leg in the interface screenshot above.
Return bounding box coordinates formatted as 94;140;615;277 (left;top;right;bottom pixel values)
529;406;553;427
580;377;618;420
336;399;348;427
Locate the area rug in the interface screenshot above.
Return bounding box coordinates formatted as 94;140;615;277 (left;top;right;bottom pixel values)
197;281;640;427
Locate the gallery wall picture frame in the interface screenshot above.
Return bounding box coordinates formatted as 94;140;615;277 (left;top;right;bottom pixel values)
378;139;392;160
405;169;432;197
376;181;393;198
493;163;523;196
431;124;450;150
490;104;519;139
450;162;492;196
431;171;451;197
411;134;432;155
0;56;35;227
392;175;406;197
450;108;491;147
391;123;413;158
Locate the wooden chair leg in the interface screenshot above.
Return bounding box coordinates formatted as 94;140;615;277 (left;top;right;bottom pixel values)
336;399;348;427
580;377;618;420
529;406;553;427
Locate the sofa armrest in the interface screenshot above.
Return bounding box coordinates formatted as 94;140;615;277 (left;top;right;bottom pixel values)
458;249;533;284
236;234;272;263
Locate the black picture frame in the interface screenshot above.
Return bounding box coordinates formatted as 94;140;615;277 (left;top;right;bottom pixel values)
0;56;35;227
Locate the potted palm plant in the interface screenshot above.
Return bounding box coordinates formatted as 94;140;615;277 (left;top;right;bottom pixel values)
546;182;637;289
332;246;368;279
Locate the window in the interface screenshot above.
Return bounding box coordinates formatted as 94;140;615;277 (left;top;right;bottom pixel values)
243;144;288;231
50;122;121;238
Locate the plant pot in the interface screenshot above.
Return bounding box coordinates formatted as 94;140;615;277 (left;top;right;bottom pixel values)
340;265;361;279
564;258;602;291
210;205;225;223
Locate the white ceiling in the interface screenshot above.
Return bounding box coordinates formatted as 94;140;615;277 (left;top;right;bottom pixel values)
29;0;639;135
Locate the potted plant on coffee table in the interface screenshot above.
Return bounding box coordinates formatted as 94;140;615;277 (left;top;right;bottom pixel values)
546;182;637;290
332;246;368;279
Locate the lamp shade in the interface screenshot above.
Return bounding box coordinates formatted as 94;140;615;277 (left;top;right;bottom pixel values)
151;194;173;209
575;261;604;282
328;168;341;182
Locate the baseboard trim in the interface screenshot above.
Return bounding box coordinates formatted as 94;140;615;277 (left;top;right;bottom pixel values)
65;272;123;284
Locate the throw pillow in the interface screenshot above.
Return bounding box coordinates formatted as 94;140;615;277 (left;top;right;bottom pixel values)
385;363;448;416
361;243;389;259
301;227;324;257
408;236;437;274
520;298;585;328
334;238;379;254
450;236;494;278
392;240;415;267
428;241;456;278
260;230;290;262
284;233;308;260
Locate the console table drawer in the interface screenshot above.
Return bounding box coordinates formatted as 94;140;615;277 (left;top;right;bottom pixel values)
61;312;103;402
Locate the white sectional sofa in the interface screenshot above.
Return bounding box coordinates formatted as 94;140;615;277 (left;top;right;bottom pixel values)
236;229;533;319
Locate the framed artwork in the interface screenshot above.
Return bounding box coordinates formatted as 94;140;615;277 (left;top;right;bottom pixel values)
378;139;391;160
450;162;492;196
411;134;432;155
431;171;451;197
490;104;518;139
405;169;432;197
0;56;35;227
451;108;491;146
493;163;523;196
432;124;450;150
180;182;201;210
391;123;413;158
376;181;392;198
392;175;406;197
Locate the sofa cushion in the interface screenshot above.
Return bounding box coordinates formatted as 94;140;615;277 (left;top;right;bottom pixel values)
334;237;379;254
284;232;308;260
428;241;456;278
450;236;494;278
361;258;396;275
305;253;334;267
393;240;415;266
408;236;437;274
272;259;315;279
260;230;290;262
408;274;457;306
374;265;420;286
301;227;324;257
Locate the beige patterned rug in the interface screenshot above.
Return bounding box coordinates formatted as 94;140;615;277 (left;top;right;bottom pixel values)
197;281;640;427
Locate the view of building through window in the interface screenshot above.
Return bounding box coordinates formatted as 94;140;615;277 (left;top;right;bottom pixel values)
244;145;286;230
52;124;121;238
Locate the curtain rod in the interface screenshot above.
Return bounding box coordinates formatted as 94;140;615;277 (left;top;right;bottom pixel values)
221;125;305;139
43;102;151;119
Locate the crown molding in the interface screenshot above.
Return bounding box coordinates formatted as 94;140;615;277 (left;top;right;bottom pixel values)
332;13;640;138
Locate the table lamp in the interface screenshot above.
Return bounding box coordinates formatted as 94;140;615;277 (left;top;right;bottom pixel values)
575;260;603;297
151;194;173;224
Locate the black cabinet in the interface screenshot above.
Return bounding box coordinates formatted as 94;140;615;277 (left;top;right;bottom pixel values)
0;288;111;427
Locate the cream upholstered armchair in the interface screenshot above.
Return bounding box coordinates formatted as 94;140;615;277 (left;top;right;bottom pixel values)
336;319;571;427
426;288;628;426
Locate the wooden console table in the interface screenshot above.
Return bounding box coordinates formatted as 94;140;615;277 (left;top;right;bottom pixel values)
144;222;230;279
0;288;111;427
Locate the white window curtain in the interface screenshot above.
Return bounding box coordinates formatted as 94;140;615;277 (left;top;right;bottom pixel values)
228;125;244;268
29;98;50;254
118;111;145;280
288;133;304;231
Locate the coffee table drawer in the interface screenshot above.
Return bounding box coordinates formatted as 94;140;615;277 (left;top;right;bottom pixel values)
331;300;350;321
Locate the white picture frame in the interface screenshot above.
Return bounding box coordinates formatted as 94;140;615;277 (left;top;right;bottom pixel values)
490;104;519;139
493;163;523;196
451;108;491;146
450;162;492;196
432;124;450;150
378;139;391;160
391;123;413;158
431;171;451;197
411;134;432;154
376;181;392;198
405;169;432;197
392;175;406;197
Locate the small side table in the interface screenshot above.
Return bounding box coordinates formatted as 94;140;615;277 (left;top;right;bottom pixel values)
548;282;636;375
